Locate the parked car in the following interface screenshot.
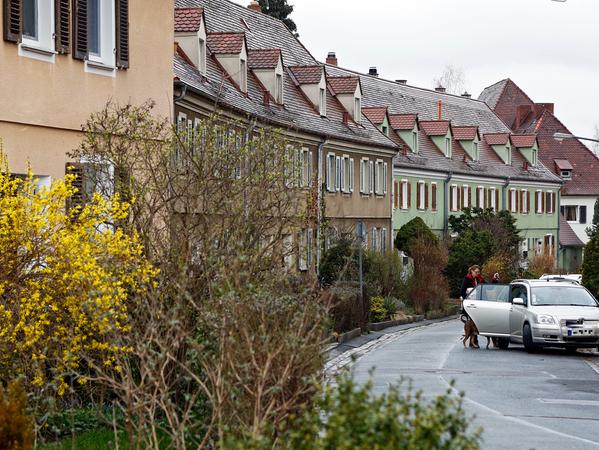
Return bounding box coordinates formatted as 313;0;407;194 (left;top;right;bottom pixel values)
463;279;599;352
540;273;582;284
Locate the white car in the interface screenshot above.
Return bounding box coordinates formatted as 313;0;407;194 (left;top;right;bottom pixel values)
463;279;599;352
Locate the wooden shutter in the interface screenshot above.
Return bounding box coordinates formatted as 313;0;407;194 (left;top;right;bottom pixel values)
526;191;530;214
3;0;21;43
65;162;87;212
542;192;546;213
407;182;412;209
520;191;524;213
72;0;88;60
399;181;404;209
425;183;429;209
449;187;454;211
431;184;437;211
467;187;471;209
115;0;129;69
393;181;399;209
417;182;421;209
114;166;132;203
55;0;70;53
552;192;556;214
458;187;462;210
475;188;480;208
495;190;499;211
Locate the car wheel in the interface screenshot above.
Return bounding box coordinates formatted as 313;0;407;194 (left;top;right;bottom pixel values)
523;323;539;353
565;347;578;355
497;338;509;350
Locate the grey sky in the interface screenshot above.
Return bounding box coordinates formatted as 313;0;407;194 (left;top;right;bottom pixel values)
265;0;599;142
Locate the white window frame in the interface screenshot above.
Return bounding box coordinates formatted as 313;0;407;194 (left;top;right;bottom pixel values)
84;0;116;76
275;73;283;104
319;87;327;116
450;185;458;212
412;130;418;153
418;181;425;210
375;160;385;195
477;186;484;208
326;153;335;192
300;148;312;188
369;161;375;194
340;156;347;193
431;182;438;211
20;0;55;59
354;97;361;123
490;187;497;211
349;157;355;193
401;180;409;210
547;191;555;214
199;37;207;75
561;169;572;180
473;141;479;161
381;228;387;253
240;58;248;93
371;227;379;251
462;185;469;209
360;159;367;194
536;190;543;213
383;162;388;194
521;189;528;214
563;205;578;223
445;137;452;158
510;188;517;213
335;156;341;192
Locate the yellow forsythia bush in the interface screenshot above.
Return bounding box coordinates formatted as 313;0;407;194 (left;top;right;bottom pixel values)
0;152;156;396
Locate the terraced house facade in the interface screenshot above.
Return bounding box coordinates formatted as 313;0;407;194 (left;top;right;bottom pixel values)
1;0;173;184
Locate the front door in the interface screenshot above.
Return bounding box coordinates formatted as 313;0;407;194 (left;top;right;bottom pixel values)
509;284;529;341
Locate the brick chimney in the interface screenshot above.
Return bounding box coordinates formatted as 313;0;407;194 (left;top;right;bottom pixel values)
534;103;554;118
435;86;446;93
368;67;379;77
342;111;349;125
438;100;443;120
326;52;338;66
396;79;407;84
247;1;261;12
515;104;533;129
263;91;270;106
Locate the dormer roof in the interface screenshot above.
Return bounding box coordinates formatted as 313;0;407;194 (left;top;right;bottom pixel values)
484;133;510;146
452;126;479;141
248;48;282;69
175;7;204;33
554;159;573;171
288;65;324;84
207;32;246;54
510;134;537;148
327;76;360;95
389;114;417;130
419;120;450;136
361;107;388;125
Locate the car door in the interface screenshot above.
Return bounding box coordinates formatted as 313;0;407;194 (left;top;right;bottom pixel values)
463;284;511;336
509;284;529;341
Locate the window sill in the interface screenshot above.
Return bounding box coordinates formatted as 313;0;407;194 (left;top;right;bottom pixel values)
85;60;116;78
18;43;56;63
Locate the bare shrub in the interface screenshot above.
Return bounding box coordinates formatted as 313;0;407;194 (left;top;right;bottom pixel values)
526;254;555;278
408;237;449;313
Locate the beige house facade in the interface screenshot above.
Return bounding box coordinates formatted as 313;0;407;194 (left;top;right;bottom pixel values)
1;0;174;182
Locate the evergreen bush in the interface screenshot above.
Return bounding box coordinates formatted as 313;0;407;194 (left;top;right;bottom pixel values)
394;217;437;256
369;296;387;323
582;233;599;297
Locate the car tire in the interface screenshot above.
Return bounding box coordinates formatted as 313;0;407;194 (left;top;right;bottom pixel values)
497;338;509;350
523;323;539;353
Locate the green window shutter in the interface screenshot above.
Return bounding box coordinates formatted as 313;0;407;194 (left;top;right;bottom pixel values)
115;0;129;68
55;0;70;53
3;0;21;43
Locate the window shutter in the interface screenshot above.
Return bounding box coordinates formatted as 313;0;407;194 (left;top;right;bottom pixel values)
308;151;313;187
65;162;87;212
335;156;340;192
580;205;587;224
425;183;429;209
519;191;524;213
115;0;130;68
3;0;21;43
383;162;388;194
417;182;421;209
508;191;512;212
72;0;88;60
526;191;530;214
407;182;411;209
55;0;70;54
495;190;499;211
325;155;331;191
431;184;437;211
475;188;479;208
114;165;132;203
349;157;354;193
458;187;462;210
393;181;399;209
552;192;556;214
467;187;471;209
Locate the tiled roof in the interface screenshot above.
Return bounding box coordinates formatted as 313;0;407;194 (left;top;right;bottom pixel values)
559;215;585;247
554;159;573;171
484;133;510;146
479;79;534;129
175;7;204;32
361;107;388;125
247;48;281;69
327;76;359;95
419;120;450;136
452;126;478;141
510;134;537;148
481;78;599;195
478;79;508;110
389;114;417;130
206;32;245;54
288;65;323;85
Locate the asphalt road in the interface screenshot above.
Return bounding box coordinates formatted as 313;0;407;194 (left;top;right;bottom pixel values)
352;319;599;450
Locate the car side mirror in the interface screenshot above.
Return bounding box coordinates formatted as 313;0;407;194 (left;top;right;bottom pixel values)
513;297;525;306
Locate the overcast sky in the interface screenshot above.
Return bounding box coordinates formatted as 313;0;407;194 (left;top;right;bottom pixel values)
268;0;599;143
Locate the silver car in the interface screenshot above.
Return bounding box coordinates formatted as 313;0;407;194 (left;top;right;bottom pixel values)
463;279;599;352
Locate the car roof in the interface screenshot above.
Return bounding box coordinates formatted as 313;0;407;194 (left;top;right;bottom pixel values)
512;278;582;287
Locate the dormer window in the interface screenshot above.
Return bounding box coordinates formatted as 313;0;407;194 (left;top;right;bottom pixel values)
473;141;479;161
240;58;247;93
532;148;538;166
445;137;451;158
319;87;326;116
275;73;283;103
354;97;361;123
561;170;572;180
506;145;512;165
412;131;418;153
382;125;389;136
199;37;207;75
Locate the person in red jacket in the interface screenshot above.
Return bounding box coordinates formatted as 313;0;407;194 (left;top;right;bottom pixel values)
460;265;485;300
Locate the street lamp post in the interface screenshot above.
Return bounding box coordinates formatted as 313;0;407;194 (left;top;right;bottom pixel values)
553;132;599;144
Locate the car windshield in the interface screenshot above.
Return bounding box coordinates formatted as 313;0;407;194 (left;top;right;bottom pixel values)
531;286;599;307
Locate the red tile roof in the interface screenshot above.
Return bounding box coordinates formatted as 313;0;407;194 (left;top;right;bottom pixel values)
389;114;417;130
361;107;388;125
175;7;204;33
554;159;573;171
207;32;245;54
247;48;281;69
484;133;510;146
559;215;585;247
510;134;537;148
288;65;323;84
452;126;479;141
327;76;359;95
419;120;450;136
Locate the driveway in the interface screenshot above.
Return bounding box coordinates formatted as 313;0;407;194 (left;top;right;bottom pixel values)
351;319;599;450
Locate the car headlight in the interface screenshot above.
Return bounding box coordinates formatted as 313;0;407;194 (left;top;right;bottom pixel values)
536;314;556;325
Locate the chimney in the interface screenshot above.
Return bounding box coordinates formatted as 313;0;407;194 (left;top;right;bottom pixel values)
342;111;349;125
247;0;261;12
461;91;471;98
435;86;446;93
534;103;554;118
326;52;338;66
368;67;379;77
263;91;270;106
515;104;533;129
396;79;407;84
523;161;529;171
438;100;443;120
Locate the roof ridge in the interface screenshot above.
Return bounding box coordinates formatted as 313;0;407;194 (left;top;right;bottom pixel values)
207;30;245;35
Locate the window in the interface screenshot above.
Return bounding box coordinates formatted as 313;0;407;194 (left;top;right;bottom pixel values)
369;161;375;194
412;131;418;153
360;159;367;194
300;149;313;188
88;0;101;56
417;181;425;210
462;185;469;209
298;229;313;271
382;125;389;136
85;0;116;69
340;156;353;193
20;0;55;56
371;228;379;251
326;154;335;192
335;156;341;192
473;141;479;161
509;189;517;213
445;137;451;157
319;88;326;116
199;38;207;75
477;186;485;208
431;183;437;211
375;161;385;195
383;162;388;194
510;285;528;304
489;187;497;211
521;190;528;214
546;191;555;214
450;185;458;212
563;205;577;222
536;190;543;213
240;58;248;92
354;97;361;123
381;228;387;253
532;149;538;166
400;180;409;210
561;170;572;180
544;234;554;256
275;73;283;103
23;0;38;40
349;158;355;193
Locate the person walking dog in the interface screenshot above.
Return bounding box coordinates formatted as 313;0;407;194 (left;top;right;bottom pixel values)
460;265;485;300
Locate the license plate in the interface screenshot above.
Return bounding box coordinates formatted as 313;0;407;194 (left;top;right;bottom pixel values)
567;328;572;336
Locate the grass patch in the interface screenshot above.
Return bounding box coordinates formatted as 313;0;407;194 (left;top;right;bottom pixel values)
39;428;128;450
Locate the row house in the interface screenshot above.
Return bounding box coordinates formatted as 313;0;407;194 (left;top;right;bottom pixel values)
172;0;396;273
325;63;563;267
480;79;599;271
1;0;173;186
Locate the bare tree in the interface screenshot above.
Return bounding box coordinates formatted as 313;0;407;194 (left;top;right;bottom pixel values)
592;124;599;157
433;65;468;95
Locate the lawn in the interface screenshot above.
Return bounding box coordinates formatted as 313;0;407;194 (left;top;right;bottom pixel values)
39;429;128;450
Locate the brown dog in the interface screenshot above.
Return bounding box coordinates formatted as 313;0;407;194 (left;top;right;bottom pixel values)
462;318;480;349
